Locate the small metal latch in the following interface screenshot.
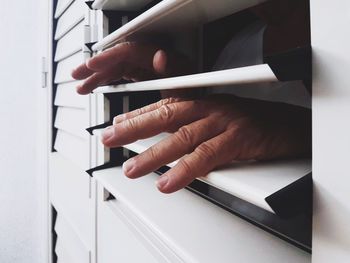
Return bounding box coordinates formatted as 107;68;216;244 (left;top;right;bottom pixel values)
41;57;48;89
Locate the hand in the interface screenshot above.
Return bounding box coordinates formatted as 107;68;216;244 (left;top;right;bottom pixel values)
101;95;311;193
71;42;192;94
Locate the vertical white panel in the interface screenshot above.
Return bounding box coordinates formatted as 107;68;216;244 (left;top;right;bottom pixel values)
311;0;350;262
50;152;95;253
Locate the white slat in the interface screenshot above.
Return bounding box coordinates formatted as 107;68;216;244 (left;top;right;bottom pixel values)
54;81;87;109
55;213;90;263
92;0;154;11
55;21;85;62
97;189;158;263
94;65;278;94
55;239;75;263
54;130;90;170
50;152;94;250
122;133;311;213
55;0;75;18
54;107;89;138
55;0;86;40
55;52;86;84
90;128;110;167
93;168;310;263
92;0;266;51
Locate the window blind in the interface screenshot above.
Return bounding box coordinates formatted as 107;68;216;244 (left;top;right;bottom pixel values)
92;0;155;11
52;0;109;170
54;211;90;263
84;0;312;252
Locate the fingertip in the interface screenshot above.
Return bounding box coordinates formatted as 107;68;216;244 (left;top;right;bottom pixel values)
153;49;167;75
156;175;171;193
71;68;86;80
123;158;138;179
76;85;88;95
156;174;181;194
71;69;78;80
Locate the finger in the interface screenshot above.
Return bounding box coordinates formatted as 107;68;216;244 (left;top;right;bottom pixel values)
102;100;206;147
122;116;227;179
153;49;194;77
71;63;95;80
123;67;156;82
113;97;183;124
87;42;159;72
76;65;125;94
156;129;237;193
153;49;167;75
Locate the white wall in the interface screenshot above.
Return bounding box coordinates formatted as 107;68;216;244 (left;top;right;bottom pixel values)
311;0;350;262
0;1;47;262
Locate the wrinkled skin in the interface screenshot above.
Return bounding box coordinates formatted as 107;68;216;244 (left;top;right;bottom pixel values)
72;42;311;194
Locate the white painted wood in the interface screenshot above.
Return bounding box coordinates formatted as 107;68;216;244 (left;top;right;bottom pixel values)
92;0;154;11
54;130;90;169
50;152;94;250
54;213;90;263
54;107;89;138
55;0;86;40
88;95;110;167
55;20;84;62
97;185;159;263
92;0;266;51
54;51;86;84
55;241;75;263
95;9;109;41
54;0;75;18
122;133;311;213
311;0;350;262
94;168;310;263
48;2;56;263
94;65;278;94
1;0;49;262
54;81;87;109
96;94;110;165
94;135;110;166
97;183;183;263
55;239;76;263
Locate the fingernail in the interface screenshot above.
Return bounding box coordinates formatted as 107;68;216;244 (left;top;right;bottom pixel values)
156;175;168;189
102;126;114;141
123;158;135;176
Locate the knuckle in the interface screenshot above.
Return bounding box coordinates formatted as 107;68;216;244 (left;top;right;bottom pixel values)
147;145;159;161
157;104;173;122
113;116;118;124
167;97;180;104
195;142;217;163
157;98;170;107
178;159;193;177
113;115;123;124
176;126;195;146
134;108;143;116
157;97;179;107
124;118;137;130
